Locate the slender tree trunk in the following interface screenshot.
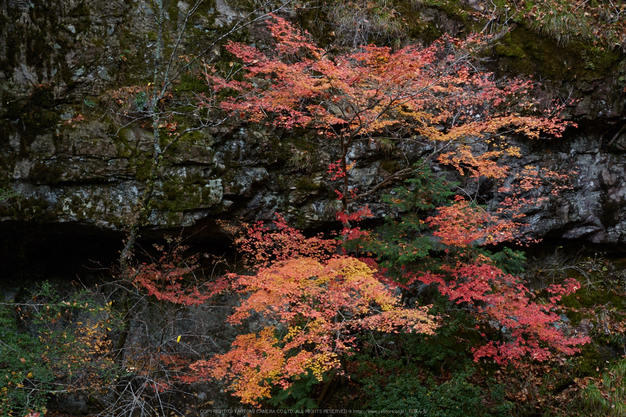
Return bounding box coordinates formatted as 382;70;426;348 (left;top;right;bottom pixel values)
340;135;349;214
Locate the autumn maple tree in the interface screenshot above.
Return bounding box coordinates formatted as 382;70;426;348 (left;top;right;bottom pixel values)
190;217;436;406
187;13;591;408
200;14;569;216
131;237;228;306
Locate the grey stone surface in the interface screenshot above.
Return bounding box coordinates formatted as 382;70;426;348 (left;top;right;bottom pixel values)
0;0;624;244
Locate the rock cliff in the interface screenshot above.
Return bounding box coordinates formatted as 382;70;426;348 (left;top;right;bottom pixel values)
1;0;625;259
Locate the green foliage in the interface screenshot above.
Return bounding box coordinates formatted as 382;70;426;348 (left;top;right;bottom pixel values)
0;282;117;416
363;365;513;416
359;306;478;372
484;246;526;275
384;164;455;212
359;164;455;279
0;188;16;202
340;308;490;413
268;371;321;410
359;163;526;284
0;303;53;415
133;91;149;111
412;306;480;369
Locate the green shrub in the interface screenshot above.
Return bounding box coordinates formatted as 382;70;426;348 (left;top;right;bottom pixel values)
364;366;513;416
0;282;117;415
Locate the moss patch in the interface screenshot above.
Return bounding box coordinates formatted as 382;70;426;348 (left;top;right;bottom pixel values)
495;25;622;82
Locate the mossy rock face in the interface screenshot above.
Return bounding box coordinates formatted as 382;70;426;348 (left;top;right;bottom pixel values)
156;178;223;212
167;133;215;164
495;26;622;83
295;176;321;192
491;25;625;119
0;0;625;236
